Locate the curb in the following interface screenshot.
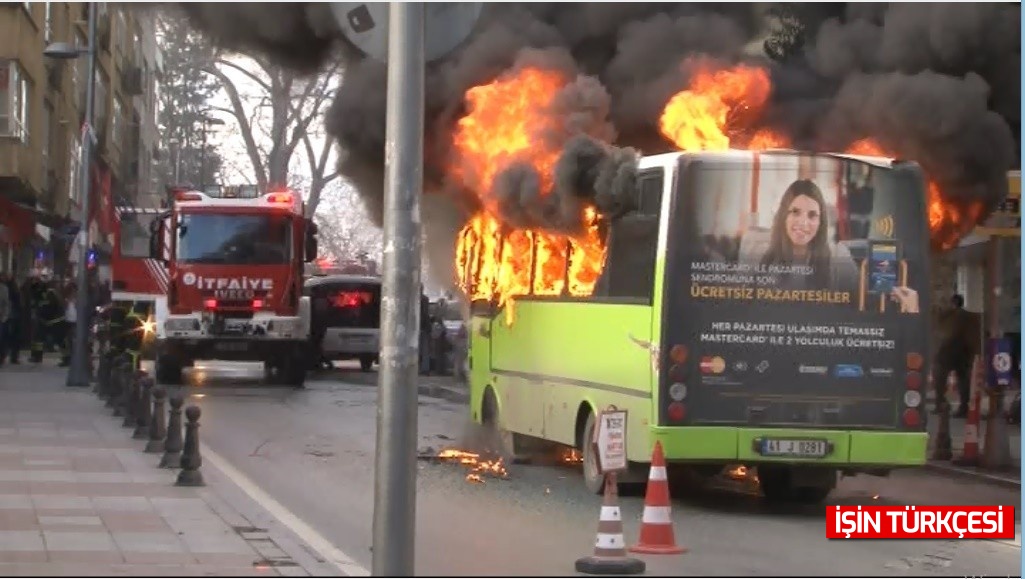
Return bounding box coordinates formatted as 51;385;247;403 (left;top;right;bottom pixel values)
922;461;1021;490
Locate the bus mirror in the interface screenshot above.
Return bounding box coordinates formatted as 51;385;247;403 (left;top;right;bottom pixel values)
305;232;318;263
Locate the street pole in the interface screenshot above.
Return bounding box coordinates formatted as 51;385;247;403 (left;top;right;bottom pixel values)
372;3;424;576
66;2;98;388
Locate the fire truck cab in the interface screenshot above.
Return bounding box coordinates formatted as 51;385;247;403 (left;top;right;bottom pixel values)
149;184;318;387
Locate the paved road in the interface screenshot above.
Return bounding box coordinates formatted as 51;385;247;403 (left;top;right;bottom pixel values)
152;361;1022;577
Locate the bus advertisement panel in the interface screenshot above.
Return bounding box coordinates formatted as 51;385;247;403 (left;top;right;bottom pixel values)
661;153;931;430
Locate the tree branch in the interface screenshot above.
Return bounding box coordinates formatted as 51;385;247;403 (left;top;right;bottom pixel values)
201;65;268;189
213;57;272;93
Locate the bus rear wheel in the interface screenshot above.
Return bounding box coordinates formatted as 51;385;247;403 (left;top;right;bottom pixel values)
580;413;604;495
481;389;518;462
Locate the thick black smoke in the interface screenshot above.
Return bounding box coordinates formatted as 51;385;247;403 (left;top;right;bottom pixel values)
174;2;1019;284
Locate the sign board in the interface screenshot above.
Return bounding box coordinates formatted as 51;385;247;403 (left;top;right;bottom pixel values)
974;171;1021;238
988;337;1014;389
591;406;628;475
331;2;482;64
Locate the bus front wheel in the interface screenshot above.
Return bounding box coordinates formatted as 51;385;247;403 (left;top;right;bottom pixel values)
580;413;604;495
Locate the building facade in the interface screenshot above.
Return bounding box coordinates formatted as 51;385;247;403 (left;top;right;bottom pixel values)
0;2;163;280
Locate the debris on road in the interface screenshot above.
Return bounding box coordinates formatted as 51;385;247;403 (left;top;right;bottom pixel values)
417;448;509;484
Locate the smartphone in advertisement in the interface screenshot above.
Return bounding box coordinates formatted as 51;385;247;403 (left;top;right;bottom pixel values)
867;241;901;294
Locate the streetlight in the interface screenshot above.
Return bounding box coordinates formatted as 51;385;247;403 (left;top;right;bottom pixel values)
199;117;224;189
45;3;97;388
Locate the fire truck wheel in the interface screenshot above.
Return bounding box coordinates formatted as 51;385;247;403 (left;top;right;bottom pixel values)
280;358;306;388
155;353;183;385
359;356;374;372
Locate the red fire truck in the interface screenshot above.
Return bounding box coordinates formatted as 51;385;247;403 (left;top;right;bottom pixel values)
149;184;318;387
109;205;169;357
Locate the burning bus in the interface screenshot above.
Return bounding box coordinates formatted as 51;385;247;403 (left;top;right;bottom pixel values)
461;149;932;502
453;61;944;502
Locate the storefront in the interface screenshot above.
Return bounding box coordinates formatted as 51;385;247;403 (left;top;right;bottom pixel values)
951;171;1020;367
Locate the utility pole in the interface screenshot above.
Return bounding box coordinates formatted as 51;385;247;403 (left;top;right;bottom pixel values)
44;3;98;388
372;3;425;576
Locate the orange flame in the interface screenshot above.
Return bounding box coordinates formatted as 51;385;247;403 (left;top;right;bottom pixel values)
844;138;982;250
452;66;608;321
437;448;508;484
659;60;790;152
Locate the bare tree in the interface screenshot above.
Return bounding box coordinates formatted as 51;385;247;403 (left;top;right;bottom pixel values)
202;54;341;216
314;182;384;263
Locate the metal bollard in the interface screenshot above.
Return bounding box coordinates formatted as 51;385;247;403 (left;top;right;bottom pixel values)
133;376;153;440
145;386;167;454
121;370;139;428
175;405;205;487
98;352;114;402
982;390;1014;471
159;394;184;469
107;355;126;410
95;352;109;397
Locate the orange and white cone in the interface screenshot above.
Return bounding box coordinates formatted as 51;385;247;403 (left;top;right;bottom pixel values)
575;472;645;575
630;441;687;555
954;357;983;467
954;391;982;466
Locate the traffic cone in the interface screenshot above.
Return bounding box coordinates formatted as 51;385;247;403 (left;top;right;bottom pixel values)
575;472;645;575
630;441;687;555
953;357;983;467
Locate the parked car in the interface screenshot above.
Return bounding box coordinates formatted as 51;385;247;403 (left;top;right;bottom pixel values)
304;274;382;372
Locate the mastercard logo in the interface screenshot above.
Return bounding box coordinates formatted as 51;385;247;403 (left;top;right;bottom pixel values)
700;356;726;375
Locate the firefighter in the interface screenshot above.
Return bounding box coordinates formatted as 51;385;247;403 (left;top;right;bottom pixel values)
117;301;149;371
27;271;63;363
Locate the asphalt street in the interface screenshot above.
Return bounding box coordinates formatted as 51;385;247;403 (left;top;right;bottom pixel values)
150;360;1022;577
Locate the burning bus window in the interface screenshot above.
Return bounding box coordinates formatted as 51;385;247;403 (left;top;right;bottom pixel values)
176;213;292;265
592;170;663;302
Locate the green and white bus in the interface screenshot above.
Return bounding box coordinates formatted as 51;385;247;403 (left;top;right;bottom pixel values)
462;149;933;502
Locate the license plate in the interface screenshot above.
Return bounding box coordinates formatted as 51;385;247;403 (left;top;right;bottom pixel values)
759;438;828;458
214;342;249;352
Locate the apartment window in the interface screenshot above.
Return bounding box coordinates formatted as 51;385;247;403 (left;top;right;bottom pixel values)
0;61;30;143
44;2;53;43
41;102;53;185
74;31;87;110
112;97;124;145
69;136;81;204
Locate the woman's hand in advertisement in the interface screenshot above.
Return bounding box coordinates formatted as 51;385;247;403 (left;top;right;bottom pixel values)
890;286;920;314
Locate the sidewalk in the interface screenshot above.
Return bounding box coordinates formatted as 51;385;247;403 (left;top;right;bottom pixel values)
925;390;1021;489
0;358;343;577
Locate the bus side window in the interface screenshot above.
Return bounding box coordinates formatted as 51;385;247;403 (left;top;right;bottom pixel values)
597;170;663;302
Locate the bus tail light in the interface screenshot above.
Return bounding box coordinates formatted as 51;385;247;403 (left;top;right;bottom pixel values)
203;299;217;310
252;299;264;309
903;390;922;408
905;371;922;390
669;382;687;401
667;402;686;422
902;408;921;427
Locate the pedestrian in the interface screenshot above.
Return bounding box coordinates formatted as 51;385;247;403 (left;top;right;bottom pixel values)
60;281;77;367
6;274;23;365
0;272;10;367
932;294;977;418
418;295;431;375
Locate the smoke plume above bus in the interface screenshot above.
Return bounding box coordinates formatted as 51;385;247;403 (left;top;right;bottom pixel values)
175;3;1019;288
